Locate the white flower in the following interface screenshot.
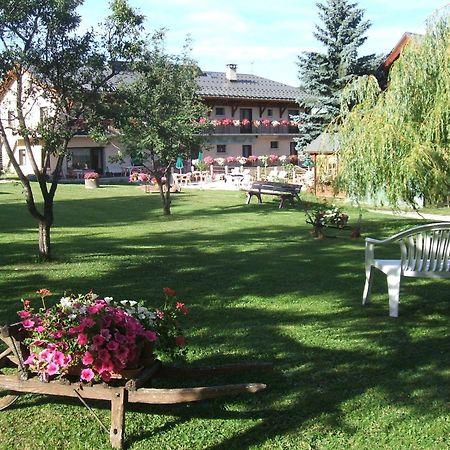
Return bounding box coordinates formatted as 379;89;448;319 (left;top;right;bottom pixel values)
104;297;113;304
129;300;137;307
60;297;73;311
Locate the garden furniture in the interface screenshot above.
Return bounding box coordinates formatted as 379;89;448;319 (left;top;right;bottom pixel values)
362;222;450;317
243;181;301;209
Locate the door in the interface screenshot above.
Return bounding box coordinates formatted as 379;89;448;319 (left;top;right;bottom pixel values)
242;145;252;158
240;108;252;134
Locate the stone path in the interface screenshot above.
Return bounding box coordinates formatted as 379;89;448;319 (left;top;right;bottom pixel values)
368;209;450;222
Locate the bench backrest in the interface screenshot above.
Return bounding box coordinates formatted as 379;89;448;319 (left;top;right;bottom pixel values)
251;181;301;194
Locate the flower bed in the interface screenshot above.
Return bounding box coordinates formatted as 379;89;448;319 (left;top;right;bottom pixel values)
18;288;188;383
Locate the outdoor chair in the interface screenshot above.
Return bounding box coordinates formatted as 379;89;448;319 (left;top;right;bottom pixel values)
362;222;450;317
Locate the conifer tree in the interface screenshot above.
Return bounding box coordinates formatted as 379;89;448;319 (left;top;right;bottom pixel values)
296;0;379;150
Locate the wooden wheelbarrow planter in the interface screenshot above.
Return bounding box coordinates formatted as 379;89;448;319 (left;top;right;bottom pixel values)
0;324;271;449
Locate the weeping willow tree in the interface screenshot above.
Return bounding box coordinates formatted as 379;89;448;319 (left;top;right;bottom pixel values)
336;16;450;208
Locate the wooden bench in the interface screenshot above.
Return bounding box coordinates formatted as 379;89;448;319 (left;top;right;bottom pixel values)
243;181;302;209
362;222;450;317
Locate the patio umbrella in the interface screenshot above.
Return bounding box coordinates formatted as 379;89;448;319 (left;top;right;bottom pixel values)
175;155;184;173
197;150;203;162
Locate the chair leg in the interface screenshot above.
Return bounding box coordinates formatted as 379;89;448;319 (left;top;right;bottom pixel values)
386;268;402;318
362;265;374;305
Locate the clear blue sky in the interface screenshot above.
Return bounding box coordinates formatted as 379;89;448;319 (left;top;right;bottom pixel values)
79;0;449;86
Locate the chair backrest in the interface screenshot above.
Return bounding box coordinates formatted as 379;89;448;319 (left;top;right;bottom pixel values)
395;223;450;273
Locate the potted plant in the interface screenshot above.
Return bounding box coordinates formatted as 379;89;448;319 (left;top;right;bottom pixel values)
84;172;100;189
18;288;188;383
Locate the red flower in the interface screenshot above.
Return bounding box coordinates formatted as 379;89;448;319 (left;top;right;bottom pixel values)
175;336;185;347
176;302;189;315
36;288;51;297
163;287;176;297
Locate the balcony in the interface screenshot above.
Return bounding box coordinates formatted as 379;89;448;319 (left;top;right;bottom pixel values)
210;125;299;135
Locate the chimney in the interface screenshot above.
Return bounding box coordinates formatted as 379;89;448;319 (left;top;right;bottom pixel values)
225;64;237;81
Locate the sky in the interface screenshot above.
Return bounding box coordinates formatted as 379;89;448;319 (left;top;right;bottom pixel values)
79;0;449;87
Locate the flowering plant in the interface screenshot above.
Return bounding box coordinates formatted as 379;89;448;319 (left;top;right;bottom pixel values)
203;155;215;165
226;155;237;163
258;155;269;166
312;203;349;227
253;120;261;127
215;157;225;166
261;119;271;127
240;118;251;126
233;119;241;127
280;119;290;126
268;154;279;164
18;288;188;383
271;120;280;127
236;156;247;165
221;118;234;126
247;155;258;162
84;172;100;180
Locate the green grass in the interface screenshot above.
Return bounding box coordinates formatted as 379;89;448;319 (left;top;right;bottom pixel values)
0;182;449;450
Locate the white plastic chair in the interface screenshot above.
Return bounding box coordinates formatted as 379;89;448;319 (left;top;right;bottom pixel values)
362;222;450;317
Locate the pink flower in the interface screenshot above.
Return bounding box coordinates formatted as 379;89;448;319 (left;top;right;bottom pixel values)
80;368;95;382
35;326;45;333
99;359;114;374
53;351;66;366
80;317;96;329
145;330;157;342
100;328;111;341
98;349;111;362
87;302;104;314
106;340;119;351
82;351;95;366
22;319;35;329
155;309;165;320
101;371;112;382
77;333;89;345
18;310;31;319
92;334;106;347
46;362;59;376
24;354;35;365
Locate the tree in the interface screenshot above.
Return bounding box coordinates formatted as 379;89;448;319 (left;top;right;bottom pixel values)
0;0;144;260
111;36;209;216
296;0;379;150
336;17;450;208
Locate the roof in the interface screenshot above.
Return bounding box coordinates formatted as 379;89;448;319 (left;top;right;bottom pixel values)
197;71;311;103
304;132;340;154
381;32;424;71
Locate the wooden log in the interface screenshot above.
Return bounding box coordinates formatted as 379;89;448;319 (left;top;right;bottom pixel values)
110;388;126;449
156;361;273;379
128;383;267;405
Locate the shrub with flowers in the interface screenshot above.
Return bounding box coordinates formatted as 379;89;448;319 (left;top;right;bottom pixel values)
18;288;188;383
215;157;225;166
247;155;258;163
310;203;349;228
236;156;247;165
226;155;237;163
203;155;215;166
268;154;279;165
83;172;100;180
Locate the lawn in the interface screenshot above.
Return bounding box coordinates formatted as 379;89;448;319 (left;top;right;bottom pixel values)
0;182;449;450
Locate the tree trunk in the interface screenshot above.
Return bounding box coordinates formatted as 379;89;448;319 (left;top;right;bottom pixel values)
38;219;51;261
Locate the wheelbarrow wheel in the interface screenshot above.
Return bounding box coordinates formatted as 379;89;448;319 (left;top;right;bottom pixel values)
0;342;20;410
0;382;19;410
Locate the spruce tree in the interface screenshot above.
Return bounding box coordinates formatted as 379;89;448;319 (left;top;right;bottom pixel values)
296;0;379;150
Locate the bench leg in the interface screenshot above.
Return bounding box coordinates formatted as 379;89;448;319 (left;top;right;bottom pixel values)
110;388;127;449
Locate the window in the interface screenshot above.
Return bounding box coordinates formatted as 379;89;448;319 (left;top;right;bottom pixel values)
288;109;300;118
216;144;226;153
242;145;252;157
270;141;279;149
7;110;14;127
215;107;225;116
290;142;298;155
267;109;273;117
18;149;26;166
